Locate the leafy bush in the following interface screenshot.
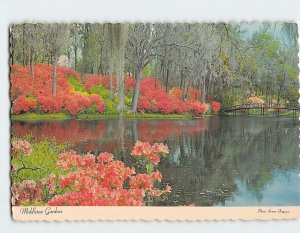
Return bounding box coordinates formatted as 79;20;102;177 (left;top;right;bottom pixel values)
11;139;171;206
188;101;209;116
12;96;37;114
210;101;221;114
67;76;86;93
89;84;110;100
11;137;70;184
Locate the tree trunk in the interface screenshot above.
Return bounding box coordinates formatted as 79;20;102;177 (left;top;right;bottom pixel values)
165;68;169;93
201;77;206;103
74;44;77;71
30;48;35;79
30;55;34;80
131;64;142;112
10;30;14;65
180;70;184;90
116;44;126;114
22;24;25;67
52;52;58;95
108;23;129;114
109;57;114;100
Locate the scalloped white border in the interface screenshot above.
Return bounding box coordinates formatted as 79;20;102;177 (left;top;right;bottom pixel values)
10;22;300;221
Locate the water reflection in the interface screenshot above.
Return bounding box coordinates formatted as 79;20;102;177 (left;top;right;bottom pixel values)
11;116;300;206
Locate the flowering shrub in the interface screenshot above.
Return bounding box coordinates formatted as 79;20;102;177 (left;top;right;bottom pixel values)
169;88;184;100
37;94;65;113
10;64;106;115
11;139;32;156
131;141;169;165
84;75;116;90
11;139;171;206
187;88;200;101
12;96;37;114
188;101;209;116
173;99;189;114
245;96;264;105
10;64;222;116
139;77;164;94
210;101;221;114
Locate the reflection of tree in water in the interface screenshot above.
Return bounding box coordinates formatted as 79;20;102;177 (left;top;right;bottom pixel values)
12;116;299;206
156;116;299;206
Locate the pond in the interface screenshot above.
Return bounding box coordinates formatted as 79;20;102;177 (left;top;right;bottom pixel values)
11;116;300;206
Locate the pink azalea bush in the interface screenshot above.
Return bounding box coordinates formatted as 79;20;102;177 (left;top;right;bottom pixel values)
11;139;171;206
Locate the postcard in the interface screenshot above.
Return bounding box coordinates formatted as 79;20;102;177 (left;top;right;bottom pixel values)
9;23;300;220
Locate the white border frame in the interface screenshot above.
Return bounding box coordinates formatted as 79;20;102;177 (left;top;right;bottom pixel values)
1;0;300;232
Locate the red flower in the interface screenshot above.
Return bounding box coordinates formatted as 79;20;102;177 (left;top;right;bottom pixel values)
97;152;114;163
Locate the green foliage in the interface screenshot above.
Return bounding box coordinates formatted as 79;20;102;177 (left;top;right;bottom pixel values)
287;86;300;104
146;164;154;173
89;84;110;99
253;32;280;58
11;137;70;183
11;113;70;120
105;99;118;114
127;90;134;98
26;93;36;99
125;96;132;106
222;88;245;107
142;64;155;77
67;76;86;93
86;103;98;114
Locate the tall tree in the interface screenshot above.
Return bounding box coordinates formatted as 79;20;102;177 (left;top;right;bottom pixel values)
47;24;69;95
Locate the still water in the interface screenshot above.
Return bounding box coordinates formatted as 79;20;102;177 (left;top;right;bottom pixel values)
12;116;300;206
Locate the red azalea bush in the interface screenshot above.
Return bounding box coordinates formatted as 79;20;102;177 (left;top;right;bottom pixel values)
139;77;164;94
137;86;210;116
173;99;189;114
10;64;106;115
187;88;200;101
11;139;171;206
84;75;135;92
188;101;209;116
84;75;108;89
11;64;221;116
137;89;176;114
125;76;136;91
169;88;184;100
37;94;65;113
12;96;37;114
210;101;221;114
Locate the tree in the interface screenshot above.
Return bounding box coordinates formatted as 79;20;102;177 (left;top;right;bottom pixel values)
47;24;69;95
107;23;129;113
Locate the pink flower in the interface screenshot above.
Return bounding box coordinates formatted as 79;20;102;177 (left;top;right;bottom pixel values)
12;140;32;156
131;141;145;156
150;170;162;182
97;152;113;163
164;184;172;193
149;189;162;197
152;143;169;154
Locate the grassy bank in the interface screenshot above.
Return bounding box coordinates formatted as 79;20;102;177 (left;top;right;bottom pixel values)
11;112;203;120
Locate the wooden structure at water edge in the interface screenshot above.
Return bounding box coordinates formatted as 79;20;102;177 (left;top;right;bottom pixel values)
224;104;299;117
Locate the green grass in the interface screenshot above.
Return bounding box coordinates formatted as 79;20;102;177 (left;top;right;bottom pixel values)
11;112;202;120
11;113;70;120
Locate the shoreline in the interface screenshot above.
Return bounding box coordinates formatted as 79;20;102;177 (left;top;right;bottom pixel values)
11;111;298;121
11;113;213;121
